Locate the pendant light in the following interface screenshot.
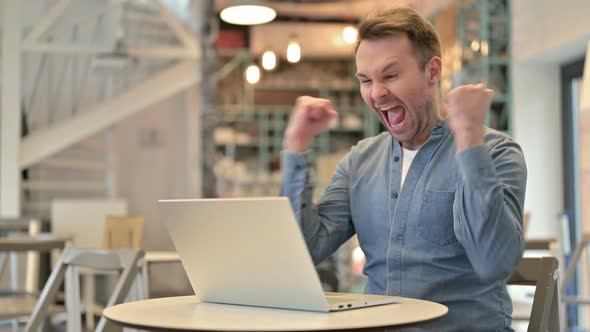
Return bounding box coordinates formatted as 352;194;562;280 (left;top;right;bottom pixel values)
342;26;358;45
245;64;261;84
286;35;301;63
261;50;277;71
220;0;277;26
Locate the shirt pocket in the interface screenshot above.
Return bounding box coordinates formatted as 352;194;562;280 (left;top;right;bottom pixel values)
417;190;458;246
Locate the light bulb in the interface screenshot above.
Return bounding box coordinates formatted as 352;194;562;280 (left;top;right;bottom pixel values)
342;26;358;44
261;50;277;70
245;64;261;84
287;40;301;63
470;40;480;52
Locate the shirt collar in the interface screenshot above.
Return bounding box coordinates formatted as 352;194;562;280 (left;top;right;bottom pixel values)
431;117;449;136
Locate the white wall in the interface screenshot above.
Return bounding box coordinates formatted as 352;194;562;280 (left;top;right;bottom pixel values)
512;0;590;238
114;87;202;296
512;0;590;64
512;62;563;238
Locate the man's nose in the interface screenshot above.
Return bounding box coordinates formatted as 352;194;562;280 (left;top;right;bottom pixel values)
371;83;388;101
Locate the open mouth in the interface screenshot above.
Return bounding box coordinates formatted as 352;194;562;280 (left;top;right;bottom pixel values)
379;105;406;129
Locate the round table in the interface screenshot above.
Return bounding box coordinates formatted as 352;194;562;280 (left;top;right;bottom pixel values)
104;295;448;331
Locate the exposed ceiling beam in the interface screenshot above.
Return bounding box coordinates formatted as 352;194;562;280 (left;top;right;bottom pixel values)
23;0;71;44
125;46;199;59
154;0;199;54
22;43;112;54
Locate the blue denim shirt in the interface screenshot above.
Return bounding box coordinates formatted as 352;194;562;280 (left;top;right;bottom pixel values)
280;119;526;332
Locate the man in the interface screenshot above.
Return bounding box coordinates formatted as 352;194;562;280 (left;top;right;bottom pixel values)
280;7;526;332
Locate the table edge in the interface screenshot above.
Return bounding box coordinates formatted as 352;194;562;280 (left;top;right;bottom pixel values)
105;315;446;332
104;296;448;332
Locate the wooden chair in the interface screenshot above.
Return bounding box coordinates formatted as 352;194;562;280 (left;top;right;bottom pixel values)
101;216;144;250
83;216;145;329
101;215;180;299
509;256;561;332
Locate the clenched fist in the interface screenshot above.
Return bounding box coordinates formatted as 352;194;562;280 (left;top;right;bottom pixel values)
283;96;337;153
447;84;494;152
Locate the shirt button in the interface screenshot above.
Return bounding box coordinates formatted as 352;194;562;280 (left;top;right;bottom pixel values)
393;156;400;162
392;192;398;199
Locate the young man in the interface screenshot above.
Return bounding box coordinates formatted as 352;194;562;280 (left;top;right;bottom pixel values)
280;7;526;332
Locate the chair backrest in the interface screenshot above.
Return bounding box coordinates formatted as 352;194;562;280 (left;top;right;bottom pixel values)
51;199;128;248
101;216;144;250
25;247;144;332
523;212;531;236
508;256;560;332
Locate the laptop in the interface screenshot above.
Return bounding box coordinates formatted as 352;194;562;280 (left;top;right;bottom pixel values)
159;196;397;312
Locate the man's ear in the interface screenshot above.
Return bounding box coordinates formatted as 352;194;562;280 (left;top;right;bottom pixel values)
425;56;442;85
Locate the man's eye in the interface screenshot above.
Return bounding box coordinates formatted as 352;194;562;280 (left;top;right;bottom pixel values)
360;80;372;84
385;74;398;80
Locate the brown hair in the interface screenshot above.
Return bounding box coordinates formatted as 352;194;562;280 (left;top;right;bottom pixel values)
355;7;441;69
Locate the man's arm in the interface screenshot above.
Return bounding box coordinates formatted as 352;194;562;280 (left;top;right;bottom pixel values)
280;150;355;265
453;139;526;282
447;84;526;282
281;95;354;264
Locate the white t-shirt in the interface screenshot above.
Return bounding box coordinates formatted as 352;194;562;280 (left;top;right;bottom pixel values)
401;147;420;187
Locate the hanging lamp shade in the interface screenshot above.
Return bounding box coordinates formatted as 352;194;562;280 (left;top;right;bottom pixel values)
220;0;277;25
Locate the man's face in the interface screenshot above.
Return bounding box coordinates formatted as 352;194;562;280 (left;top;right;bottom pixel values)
355;34;439;149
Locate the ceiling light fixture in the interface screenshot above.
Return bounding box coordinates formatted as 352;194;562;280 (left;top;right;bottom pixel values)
287;36;301;63
220;0;277;26
342;26;358;45
245;64;261;84
261;50;277;71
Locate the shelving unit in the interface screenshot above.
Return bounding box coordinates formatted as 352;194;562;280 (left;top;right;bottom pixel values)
455;0;512;133
214;57;380;199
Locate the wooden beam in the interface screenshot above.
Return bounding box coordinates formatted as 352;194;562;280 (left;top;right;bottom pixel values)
20;61;201;169
154;0;199;55
23;0;71;44
22;42;112;54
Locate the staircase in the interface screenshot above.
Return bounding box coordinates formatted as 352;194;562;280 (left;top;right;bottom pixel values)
22;134;114;217
8;0;202;217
